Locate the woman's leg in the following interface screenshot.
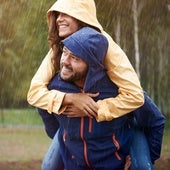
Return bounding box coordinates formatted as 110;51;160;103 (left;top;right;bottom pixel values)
130;128;154;170
42;130;64;170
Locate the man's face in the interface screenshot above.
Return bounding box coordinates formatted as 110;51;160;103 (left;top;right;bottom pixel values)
56;13;80;38
60;47;88;87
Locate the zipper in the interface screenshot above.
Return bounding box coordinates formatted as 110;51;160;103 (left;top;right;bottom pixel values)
80;89;93;133
80;117;91;168
115;151;121;160
88;118;92;133
80;89;93;168
112;134;120;150
112;134;121;160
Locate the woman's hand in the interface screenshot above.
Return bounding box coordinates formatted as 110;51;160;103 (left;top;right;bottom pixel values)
62;92;99;118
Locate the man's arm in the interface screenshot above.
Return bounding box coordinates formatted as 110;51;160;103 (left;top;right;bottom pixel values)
134;92;166;163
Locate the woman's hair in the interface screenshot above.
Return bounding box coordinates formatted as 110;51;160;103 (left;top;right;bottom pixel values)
48;11;100;71
48;12;62;70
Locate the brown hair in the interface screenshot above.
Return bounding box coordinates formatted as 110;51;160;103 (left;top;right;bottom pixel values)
47;12;62;71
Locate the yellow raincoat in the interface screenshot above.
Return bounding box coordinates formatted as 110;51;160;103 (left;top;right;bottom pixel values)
27;0;144;122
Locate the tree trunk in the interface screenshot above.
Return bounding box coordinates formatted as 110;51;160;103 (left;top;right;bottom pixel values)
132;0;140;79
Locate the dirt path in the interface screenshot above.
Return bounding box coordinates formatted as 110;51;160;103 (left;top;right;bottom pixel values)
0;160;41;170
0;157;170;170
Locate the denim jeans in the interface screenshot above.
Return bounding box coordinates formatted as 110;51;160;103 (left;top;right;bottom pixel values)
41;130;64;170
130;128;154;170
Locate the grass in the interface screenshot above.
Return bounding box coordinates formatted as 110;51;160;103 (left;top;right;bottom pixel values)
161;117;170;157
0;108;43;126
0;109;51;163
161;129;170;157
0;128;51;162
0;109;50;162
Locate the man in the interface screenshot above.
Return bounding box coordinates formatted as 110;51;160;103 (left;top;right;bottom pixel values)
39;27;134;170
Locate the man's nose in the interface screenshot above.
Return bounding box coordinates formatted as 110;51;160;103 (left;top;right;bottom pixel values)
61;55;70;65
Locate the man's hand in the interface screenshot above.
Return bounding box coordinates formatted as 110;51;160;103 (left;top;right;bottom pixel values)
62;92;99;118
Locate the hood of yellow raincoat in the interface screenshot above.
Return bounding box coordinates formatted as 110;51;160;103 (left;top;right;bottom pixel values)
47;0;103;31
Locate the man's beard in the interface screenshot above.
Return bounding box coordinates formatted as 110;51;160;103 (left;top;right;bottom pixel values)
59;68;87;83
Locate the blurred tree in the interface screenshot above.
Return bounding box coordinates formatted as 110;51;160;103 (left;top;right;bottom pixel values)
95;0;170;115
0;0;27;107
0;0;54;107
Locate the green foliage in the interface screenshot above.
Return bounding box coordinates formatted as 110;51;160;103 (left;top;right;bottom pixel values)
95;0;170;115
0;0;54;108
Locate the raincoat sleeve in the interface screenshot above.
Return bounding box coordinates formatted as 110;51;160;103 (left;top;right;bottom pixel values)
134;92;165;163
38;108;59;138
27;49;66;114
96;32;144;122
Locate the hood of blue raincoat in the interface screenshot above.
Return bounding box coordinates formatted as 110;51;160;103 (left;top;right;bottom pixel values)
62;27;108;92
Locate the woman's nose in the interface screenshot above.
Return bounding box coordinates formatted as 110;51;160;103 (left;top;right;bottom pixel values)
56;13;64;22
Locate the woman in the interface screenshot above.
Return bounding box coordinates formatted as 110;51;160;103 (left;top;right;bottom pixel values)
27;0;144;121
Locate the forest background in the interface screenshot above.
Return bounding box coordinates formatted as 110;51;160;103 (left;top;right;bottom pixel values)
0;0;170;117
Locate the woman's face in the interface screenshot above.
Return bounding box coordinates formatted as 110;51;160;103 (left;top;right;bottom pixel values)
56;13;80;38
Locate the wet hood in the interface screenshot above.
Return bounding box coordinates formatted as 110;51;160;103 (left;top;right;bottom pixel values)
62;27;108;92
47;0;103;31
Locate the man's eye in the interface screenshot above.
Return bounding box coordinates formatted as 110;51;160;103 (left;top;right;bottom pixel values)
71;55;79;61
62;48;66;53
62;49;67;55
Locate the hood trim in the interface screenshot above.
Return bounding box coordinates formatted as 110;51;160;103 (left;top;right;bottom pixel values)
47;0;103;31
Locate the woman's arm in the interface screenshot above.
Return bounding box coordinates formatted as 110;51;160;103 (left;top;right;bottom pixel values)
96;32;144;122
27;49;65;114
